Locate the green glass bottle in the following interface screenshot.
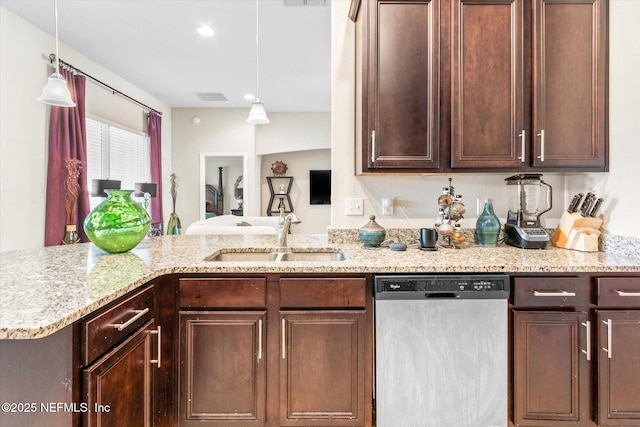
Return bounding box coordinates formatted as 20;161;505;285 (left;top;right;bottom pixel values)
475;202;501;247
84;190;150;253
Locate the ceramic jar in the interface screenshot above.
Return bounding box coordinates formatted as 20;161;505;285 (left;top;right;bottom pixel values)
359;215;386;247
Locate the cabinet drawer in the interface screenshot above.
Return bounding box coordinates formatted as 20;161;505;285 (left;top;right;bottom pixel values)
280;278;366;308
82;285;154;366
179;278;266;309
513;277;589;307
597;277;640;307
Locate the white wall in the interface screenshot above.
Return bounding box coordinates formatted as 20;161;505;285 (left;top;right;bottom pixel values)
330;1;640;238
255;112;330;155
172;109;331;231
0;7;172;252
261;150;331;234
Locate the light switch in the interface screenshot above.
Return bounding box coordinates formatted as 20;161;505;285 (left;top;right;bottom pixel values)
345;198;364;216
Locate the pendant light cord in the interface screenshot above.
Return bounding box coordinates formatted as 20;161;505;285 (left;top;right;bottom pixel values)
54;0;60;74
255;0;260;99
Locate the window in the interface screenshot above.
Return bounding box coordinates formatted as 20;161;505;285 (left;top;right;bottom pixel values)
86;117;150;209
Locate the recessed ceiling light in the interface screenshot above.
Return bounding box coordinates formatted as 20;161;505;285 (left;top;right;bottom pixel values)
244;94;255;100
197;25;215;37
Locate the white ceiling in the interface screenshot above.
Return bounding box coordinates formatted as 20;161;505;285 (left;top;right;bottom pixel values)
1;0;331;112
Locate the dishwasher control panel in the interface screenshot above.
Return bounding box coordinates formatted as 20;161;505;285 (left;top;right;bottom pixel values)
375;274;510;300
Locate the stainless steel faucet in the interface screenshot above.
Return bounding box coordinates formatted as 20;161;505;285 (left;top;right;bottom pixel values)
277;204;300;248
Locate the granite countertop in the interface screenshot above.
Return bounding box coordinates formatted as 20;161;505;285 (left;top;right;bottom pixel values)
1;233;639;340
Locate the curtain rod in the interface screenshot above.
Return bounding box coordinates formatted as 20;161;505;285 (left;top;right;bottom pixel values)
50;54;163;116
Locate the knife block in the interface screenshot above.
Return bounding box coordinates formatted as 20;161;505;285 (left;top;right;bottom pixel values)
551;211;604;252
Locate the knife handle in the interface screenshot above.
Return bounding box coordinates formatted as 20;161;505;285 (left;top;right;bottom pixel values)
589;198;604;217
581;193;595;216
568;193;583;213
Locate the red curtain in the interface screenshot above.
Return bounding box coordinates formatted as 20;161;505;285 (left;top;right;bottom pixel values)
148;111;163;225
44;68;89;246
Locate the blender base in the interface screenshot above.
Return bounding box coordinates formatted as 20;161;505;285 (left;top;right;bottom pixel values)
504;224;549;249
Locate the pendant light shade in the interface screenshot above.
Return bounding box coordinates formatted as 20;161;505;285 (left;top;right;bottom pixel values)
37;0;76;108
247;100;270;125
246;0;269;124
37;72;76;107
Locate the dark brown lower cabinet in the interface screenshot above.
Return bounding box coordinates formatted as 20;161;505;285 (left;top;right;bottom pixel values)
179;311;266;427
597;310;640;425
84;319;157;427
280;311;366;426
513;311;589;426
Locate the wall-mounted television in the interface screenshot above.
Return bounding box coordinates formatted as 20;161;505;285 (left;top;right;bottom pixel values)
309;170;331;205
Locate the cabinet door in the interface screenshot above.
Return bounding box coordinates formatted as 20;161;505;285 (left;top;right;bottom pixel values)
280;311;365;426
597;310;640;425
451;0;526;168
532;0;607;168
513;311;589;426
84;320;157;427
363;0;440;170
179;311;266;427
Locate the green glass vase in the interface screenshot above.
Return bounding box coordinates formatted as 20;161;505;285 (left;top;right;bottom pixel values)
84;190;150;253
475;202;501;247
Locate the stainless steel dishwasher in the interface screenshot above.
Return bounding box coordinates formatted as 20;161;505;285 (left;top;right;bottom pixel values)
374;274;510;427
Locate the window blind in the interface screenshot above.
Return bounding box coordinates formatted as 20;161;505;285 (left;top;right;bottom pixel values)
86;117;151;210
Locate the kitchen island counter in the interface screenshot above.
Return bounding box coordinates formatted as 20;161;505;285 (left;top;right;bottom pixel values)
1;233;639;339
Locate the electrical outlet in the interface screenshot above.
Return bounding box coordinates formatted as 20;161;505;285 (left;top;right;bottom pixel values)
345;198;364;216
382;197;394;215
477;198;489;215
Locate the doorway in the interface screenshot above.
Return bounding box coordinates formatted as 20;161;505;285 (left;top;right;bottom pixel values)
199;153;248;220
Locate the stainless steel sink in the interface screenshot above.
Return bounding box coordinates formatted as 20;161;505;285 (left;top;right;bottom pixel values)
208;251;279;262
279;251;346;262
207;249;346;262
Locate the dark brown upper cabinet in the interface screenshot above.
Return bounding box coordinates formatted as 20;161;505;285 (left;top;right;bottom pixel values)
356;0;608;173
530;0;607;169
358;0;441;172
451;0;526;169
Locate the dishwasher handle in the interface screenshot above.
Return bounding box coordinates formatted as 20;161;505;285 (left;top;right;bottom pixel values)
425;292;460;299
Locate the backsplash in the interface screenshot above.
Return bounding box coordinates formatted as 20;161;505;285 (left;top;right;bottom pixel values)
328;227;640;259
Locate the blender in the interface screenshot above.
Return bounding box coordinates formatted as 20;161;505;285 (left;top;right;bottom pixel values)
504;174;552;249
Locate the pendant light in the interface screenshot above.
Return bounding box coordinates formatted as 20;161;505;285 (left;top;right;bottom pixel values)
246;0;269;124
37;0;76;107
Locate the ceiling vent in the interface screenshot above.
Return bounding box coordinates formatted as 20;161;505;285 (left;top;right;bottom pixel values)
283;0;327;6
195;92;228;102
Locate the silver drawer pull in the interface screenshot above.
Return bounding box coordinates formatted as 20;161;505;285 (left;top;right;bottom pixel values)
581;321;591;361
614;290;640;297
258;319;263;361
371;130;376;164
518;130;526;162
149;325;161;368
602;319;612;359
282;319;286;359
537;129;545;162
533;290;576;297
113;308;149;331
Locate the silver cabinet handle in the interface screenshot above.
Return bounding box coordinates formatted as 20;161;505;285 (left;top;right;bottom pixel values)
537;129;545;162
371;130;376;164
615;290;640;297
257;319;263;361
533;290;576;297
602;319;612;359
149;325;161;368
281;319;286;359
518;130;526;162
113;308;149;331
581;321;591;361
